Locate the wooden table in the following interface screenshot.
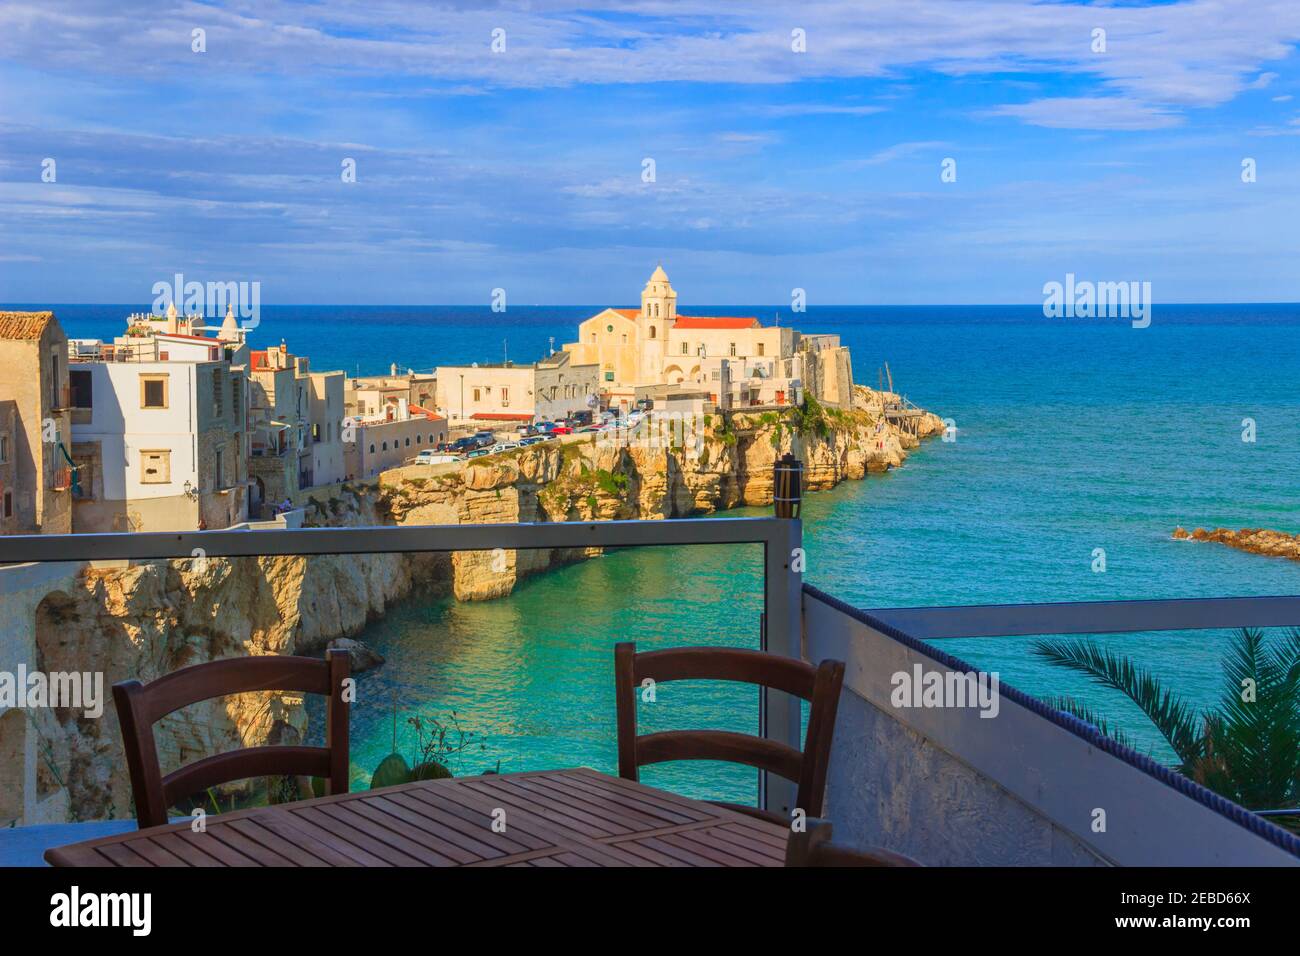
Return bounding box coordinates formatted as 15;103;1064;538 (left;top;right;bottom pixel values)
45;768;789;867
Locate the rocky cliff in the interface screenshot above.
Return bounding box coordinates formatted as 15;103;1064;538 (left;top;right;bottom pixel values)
34;387;942;820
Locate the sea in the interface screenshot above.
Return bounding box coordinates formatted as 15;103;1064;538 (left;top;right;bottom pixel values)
30;302;1300;802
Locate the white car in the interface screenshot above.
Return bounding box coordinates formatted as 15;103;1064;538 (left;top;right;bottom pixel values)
489;441;520;454
412;450;460;466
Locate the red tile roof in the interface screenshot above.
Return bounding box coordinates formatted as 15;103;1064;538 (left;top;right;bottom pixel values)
0;311;55;340
409;404;445;421
606;308;760;330
673;315;760;330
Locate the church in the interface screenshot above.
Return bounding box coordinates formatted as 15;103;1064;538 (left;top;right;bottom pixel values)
562;266;854;415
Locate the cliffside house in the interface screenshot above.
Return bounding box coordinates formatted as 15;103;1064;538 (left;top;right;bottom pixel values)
433;355;599;427
345;369;438;424
343;399;448;478
66;327;249;533
245;343;349;513
0;311;73;535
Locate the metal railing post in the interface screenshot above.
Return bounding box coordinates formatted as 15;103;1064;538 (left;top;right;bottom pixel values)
762;453;804;817
760;515;802;818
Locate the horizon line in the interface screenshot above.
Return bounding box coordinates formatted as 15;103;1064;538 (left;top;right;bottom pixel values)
6;301;1300;310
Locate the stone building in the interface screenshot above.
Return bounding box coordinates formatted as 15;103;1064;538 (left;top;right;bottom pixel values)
0;311;73;535
561;266;854;414
344;401;447;478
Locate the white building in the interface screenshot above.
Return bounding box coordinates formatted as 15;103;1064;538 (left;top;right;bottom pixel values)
67;336;248;532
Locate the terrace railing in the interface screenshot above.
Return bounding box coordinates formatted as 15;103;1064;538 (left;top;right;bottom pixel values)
0;516;805;818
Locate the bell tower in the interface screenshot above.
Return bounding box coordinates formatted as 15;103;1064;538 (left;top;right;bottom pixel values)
638;265;675;384
640;265;676;325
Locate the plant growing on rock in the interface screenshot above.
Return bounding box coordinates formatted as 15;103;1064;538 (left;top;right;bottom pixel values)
369;702;486;788
1033;628;1300;829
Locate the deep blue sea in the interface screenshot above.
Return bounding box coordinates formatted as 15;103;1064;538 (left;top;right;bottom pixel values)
28;303;1300;799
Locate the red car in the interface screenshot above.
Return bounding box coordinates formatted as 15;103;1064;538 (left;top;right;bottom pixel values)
550;425;573;435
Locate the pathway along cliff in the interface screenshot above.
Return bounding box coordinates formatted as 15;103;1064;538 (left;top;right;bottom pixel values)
21;386;943;822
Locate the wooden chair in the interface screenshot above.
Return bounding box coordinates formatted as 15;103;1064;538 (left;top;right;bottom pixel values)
614;642;845;824
785;818;922;867
113;650;351;829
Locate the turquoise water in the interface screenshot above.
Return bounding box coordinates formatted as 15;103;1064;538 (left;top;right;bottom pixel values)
38;303;1300;795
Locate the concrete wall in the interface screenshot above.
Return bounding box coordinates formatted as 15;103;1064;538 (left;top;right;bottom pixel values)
803;589;1300;866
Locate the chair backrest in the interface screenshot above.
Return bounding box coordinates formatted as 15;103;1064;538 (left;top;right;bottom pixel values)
614;642;844;817
113;650;351;829
785;818;922;867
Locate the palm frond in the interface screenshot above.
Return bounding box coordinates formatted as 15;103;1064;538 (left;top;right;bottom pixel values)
1031;637;1202;766
1207;629;1300;809
1045;695;1139;752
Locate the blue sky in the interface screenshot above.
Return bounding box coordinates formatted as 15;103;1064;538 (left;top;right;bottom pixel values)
1;0;1298;305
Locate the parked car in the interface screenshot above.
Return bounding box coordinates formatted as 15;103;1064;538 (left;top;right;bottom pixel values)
550;425;573;436
490;441;520;454
465;448;490;459
412;450;460;466
518;436;546;446
471;433;496;449
576;424;601;433
450;436;478;453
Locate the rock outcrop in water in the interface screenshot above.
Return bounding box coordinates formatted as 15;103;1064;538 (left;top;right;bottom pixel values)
1172;526;1300;563
17;387;942;821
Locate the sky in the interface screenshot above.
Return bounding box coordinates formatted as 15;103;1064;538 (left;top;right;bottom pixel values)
0;0;1298;305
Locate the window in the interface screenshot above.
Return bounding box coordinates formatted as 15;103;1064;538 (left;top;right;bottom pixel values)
369;443;375;454
140;375;168;409
416;435;422;444
212;368;224;417
606;324;614;333
649;326;656;339
0;432;8;464
382;441;388;451
404;437;410;447
2;490;10;519
729;343;737;357
681;342;689;355
757;343;765;357
50;350;61;408
214;448;224;490
312;423;321;442
70;370;93;409
604;371;614;382
140;450;170;484
501;387;510;407
473;388;481;403
429;434;435;443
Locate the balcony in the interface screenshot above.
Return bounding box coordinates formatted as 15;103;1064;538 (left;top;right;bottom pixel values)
0;514;1297;867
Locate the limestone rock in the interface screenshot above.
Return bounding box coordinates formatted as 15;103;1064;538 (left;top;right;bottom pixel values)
327;637;386;672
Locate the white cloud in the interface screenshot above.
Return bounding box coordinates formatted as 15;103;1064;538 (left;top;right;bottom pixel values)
989;97;1185;131
1;1;1299;131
